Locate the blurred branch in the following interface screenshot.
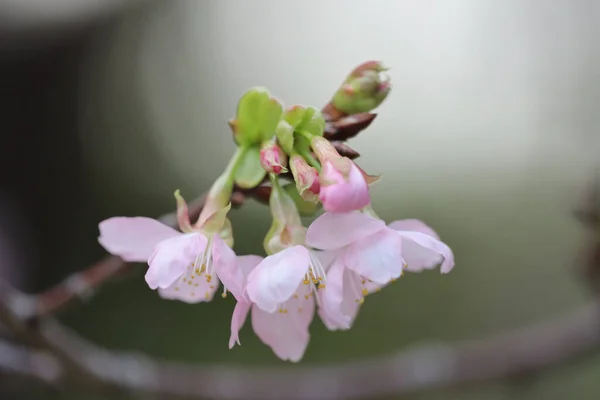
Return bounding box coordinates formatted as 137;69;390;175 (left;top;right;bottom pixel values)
0;337;61;384
1;279;600;399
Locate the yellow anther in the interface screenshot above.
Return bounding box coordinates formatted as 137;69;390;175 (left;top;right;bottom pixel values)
221;292;227;299
187;281;193;286
195;268;201;275
361;288;369;296
174;287;180;291
355;298;365;304
204;292;210;300
304;295;310;300
303;279;310;285
361;279;366;284
283;309;288;314
194;283;199;287
403;263;408;269
190;275;195;279
209;285;215;289
318;283;326;289
375;288;381;292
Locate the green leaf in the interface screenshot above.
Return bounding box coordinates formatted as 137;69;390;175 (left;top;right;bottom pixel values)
283;105;325;137
275;120;294;154
234;145;267;189
234;87;283;146
283;182;320;216
298;107;326;137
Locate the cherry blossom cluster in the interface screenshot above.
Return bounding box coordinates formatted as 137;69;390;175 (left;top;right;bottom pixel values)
97;61;454;362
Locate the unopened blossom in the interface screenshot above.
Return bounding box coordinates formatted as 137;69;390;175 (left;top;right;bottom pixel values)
310;136;370;213
289;154;320;203
306;211;454;329
98;191;243;303
331;60;391;114
259;141;288;174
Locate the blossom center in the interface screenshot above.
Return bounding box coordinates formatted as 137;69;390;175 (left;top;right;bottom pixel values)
171;235;228;300
302;252;327;296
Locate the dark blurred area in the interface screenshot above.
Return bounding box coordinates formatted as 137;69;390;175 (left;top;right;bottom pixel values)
1;1;599;400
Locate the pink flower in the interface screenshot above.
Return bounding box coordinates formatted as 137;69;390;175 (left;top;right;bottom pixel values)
319;159;370;213
231;246;327;362
98;200;243;303
310;136;370;212
306;212;454;329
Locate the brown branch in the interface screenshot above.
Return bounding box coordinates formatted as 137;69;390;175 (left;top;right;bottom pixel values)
31;192;210;319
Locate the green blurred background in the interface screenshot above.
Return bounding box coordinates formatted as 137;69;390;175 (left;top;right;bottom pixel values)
1;0;599;399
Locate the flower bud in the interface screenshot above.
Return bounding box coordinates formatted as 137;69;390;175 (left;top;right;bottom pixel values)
290;155;320;203
331;61;391;114
260;141;288;174
310;136;340;164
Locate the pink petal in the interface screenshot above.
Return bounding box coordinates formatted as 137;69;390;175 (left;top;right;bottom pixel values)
237;255;264;280
229;300;251;348
158;274;220;303
145;233;206;290
306;212;386;251
98;217;180;262
318;258;352;330
251;298;313;362
319;161;370;213
343;228;404;284
246;246;310;313
396;231;455;273
211;235;244;301
388;219;440;240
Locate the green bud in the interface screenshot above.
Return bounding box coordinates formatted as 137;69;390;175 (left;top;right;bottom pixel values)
283;105;325;137
275;120;294;154
331;61;391;114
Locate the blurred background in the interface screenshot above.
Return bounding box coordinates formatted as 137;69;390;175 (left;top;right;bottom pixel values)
1;0;599;399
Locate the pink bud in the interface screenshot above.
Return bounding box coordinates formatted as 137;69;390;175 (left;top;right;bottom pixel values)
319;158;370;213
290;155;320;202
260;142;288;174
310;136;340;164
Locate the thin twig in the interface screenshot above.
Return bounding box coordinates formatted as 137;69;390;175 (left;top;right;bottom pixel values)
32;192;210;319
0;338;62;384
